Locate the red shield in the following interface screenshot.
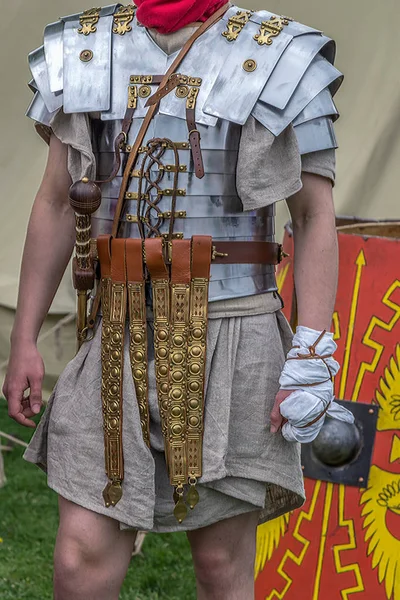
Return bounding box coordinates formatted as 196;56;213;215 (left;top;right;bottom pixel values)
255;220;400;600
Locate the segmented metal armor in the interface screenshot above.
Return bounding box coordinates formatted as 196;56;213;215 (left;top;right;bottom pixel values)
26;4;343;521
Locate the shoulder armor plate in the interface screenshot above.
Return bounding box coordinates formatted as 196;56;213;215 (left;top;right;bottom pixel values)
294;116;338;155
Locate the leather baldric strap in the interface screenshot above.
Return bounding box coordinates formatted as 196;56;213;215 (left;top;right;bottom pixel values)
111;3;229;238
126;239;150;447
98;236;127;508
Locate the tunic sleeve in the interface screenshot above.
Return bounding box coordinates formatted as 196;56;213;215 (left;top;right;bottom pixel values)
237;116;302;211
301;149;336;185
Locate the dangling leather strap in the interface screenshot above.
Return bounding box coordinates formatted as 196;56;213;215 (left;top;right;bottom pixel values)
126;239;150;447
110;3;229;238
98;236;127;508
185;236;212;510
167;239;192;523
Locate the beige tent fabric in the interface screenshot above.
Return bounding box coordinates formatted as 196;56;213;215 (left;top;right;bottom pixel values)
1;0;399;393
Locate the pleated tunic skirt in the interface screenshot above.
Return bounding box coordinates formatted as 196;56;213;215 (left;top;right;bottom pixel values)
24;296;305;532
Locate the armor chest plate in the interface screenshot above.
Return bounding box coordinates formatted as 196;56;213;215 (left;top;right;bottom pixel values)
91;113;277;302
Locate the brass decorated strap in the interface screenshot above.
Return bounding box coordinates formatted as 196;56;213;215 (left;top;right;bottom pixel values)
99;237;127;508
186;237;212;486
126;239;150;447
168;240;192;491
144;239;171;465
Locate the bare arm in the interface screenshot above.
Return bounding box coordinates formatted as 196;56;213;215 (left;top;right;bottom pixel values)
286;171;338;331
270;171;338;432
3;133;75;427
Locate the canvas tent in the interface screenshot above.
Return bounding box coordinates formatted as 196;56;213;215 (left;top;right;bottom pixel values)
0;0;399;394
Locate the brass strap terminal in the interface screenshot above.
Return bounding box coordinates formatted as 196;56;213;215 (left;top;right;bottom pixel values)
113;4;135;36
222;10;253;42
78;7;101;36
254;15;291;46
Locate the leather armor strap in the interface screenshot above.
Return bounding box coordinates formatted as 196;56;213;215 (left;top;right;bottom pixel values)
126;239;150;447
186;105;204;179
169;239;192;523
110;3;229;238
185;236;212;510
100;237;127;508
144;238;171;468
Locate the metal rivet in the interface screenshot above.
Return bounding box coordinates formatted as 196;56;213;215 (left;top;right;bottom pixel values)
80;49;93;62
358;477;364;483
138;85;151;98
243;59;257;72
368;408;374;414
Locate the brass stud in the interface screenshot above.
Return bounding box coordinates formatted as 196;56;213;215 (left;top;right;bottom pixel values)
82;176;89;183
138;85;151;98
80;49;94;62
176;85;189;98
189;416;199;427
189;397;199;408
243;58;257;72
172;424;183;435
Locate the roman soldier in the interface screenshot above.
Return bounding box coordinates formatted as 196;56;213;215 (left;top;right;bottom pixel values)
4;1;353;597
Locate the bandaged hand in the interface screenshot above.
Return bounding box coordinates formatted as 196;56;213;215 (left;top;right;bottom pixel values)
271;326;354;444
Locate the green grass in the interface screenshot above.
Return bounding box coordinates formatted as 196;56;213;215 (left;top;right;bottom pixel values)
0;399;196;600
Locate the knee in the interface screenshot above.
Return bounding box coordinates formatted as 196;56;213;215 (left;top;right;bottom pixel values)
192;546;236;588
54;529;104;587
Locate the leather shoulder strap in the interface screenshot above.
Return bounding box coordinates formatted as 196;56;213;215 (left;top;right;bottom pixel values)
111;3;229;238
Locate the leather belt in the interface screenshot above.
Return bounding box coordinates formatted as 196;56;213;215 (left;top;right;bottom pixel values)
211;241;284;265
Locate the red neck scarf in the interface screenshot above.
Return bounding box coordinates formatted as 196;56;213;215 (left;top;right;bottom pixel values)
135;0;228;34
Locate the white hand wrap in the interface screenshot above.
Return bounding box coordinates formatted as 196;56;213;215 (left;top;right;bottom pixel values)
279;326;354;444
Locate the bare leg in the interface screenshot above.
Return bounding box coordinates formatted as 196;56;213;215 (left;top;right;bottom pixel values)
54;496;137;600
187;511;259;600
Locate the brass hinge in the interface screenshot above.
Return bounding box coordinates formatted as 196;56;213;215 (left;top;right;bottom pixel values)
222;10;253;42
113;4;135;36
126;214;149;223
158;189;186;197
125;192;149;200
160;164;187;173
254;16;291;46
161;211;187;219
130;75;154;84
128;85;138;109
187;87;200;111
78;7;101;36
